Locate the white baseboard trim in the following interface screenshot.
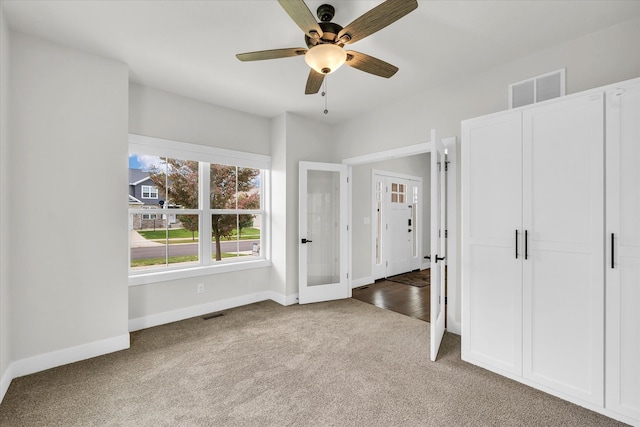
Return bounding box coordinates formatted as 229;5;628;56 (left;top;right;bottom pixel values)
421;262;431;270
352;276;374;288
267;291;298;306
447;320;461;335
11;334;130;379
283;293;299;305
0;364;13;404
1;334;130;404
129;291;278;332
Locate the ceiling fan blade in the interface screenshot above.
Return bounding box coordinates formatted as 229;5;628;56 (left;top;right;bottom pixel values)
236;48;307;62
345;51;398;78
338;0;418;45
305;69;325;95
278;0;324;39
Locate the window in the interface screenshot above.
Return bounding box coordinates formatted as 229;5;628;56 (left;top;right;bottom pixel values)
141;206;158;220
141;185;158;199
128;134;270;284
390;182;406;203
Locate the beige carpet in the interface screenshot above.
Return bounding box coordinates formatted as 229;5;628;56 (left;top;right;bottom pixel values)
0;299;625;426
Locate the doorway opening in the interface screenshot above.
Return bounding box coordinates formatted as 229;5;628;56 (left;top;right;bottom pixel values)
372;172;423;279
344;136;459;338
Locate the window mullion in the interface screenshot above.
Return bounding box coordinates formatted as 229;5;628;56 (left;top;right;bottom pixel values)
200;162;212;265
163;157;169;267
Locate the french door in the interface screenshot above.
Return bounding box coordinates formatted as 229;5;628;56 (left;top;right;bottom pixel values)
430;133;447;361
298;161;349;304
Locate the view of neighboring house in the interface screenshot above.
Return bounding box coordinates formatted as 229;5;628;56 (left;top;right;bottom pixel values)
128;168;177;230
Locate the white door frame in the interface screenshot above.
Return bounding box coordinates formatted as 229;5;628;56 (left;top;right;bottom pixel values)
342;135;459;335
372;170;423;280
298;161;350;304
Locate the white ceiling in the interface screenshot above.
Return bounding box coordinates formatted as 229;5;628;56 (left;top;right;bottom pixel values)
3;0;640;124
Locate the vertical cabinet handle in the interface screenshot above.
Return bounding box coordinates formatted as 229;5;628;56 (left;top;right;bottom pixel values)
525;230;528;260
611;233;615;269
515;230;519;259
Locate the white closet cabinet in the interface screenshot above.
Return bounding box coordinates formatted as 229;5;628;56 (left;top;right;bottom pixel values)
461;111;523;377
462;77;639;425
521;94;605;406
606;80;640;422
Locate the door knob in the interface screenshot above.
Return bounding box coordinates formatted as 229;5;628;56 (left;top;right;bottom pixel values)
301;238;313;244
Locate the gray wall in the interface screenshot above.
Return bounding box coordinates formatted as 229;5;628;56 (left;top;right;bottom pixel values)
0;6;11;394
8;32;129;362
128;84;274;321
333;16;640;331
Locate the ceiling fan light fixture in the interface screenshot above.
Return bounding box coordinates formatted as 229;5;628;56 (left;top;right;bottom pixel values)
304;44;346;75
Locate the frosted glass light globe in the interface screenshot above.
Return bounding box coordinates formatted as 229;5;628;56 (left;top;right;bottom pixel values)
304;44;347;74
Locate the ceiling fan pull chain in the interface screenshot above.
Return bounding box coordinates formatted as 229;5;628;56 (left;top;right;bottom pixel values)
323;77;328;114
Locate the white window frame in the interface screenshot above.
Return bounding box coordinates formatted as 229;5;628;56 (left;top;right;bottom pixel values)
128;134;271;286
141;185;158;199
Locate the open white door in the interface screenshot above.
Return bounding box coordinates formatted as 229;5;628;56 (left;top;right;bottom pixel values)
299;161;349;304
430;131;447;361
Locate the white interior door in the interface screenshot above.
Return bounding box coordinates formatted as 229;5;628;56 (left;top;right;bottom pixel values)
430;132;447;361
461;111;523;375
522;93;605;405
606;81;640;420
299;161;349;304
386;177;413;277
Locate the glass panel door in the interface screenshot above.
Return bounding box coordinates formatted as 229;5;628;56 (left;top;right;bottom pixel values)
299;162;349;304
306;169;341;286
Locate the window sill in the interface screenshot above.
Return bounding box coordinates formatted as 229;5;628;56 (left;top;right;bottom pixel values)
128;259;272;286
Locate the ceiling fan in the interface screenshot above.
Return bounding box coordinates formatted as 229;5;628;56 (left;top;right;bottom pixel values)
236;0;418;95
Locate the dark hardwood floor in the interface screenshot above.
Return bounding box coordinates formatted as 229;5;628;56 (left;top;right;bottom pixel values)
352;279;431;322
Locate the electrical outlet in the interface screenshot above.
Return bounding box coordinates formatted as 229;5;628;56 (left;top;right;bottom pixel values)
197;283;204;294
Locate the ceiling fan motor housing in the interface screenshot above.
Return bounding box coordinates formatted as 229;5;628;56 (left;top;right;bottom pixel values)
305;22;344;48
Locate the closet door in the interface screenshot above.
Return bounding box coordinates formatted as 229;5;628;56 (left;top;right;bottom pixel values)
522;93;605;405
462;111;523;376
606;81;640;421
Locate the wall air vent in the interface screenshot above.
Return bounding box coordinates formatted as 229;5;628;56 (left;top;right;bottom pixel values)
509;68;565;109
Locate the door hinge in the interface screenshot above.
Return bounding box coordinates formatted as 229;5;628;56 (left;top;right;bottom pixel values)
445;296;448;305
445;161;450;172
347;176;349;183
445;229;448;238
347;273;349;279
438;296;441;304
346;225;349;231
